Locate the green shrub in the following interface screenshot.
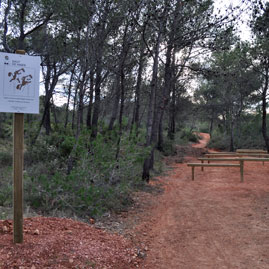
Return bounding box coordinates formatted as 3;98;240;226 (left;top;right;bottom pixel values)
0;152;12;166
180;128;199;143
24;130;148;218
207;128;230;150
0;167;12;206
0;184;12;206
0;121;12;139
199;124;210;133
208;113;267;150
161;139;177;156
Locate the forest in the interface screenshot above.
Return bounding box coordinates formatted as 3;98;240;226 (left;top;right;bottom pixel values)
0;0;269;219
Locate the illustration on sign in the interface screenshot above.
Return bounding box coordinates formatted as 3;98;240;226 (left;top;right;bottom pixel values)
0;52;41;114
6;67;34;94
8;68;33;90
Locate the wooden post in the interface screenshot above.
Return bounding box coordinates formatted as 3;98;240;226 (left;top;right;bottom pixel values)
240;160;244;183
13;50;25;243
192;167;195;181
201;160;204;171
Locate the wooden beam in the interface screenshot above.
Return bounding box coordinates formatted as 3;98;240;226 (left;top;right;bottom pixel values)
199;157;269;162
206;152;236;154
236;149;267;153
199;157;243;162
187;163;240;167
205;153;269;158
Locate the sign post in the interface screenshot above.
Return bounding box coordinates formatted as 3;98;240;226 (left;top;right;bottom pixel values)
13;50;25;243
0;50;40;243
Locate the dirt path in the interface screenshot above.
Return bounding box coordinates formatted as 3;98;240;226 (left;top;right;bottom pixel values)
134;134;269;268
192;132;210;148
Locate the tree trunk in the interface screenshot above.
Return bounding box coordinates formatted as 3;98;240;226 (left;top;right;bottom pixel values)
108;80;120;131
168;84;176;140
109;23;131;132
209;114;214;138
42;62;52;135
71;84;78;130
91;2;111;138
91;60;102;138
44;102;51;135
115;69;125;160
51;96;58;127
158;1;182;148
131;41;145;134
31;58;68;144
43;77;58;135
262;66;269;152
157;43;174;150
77;70;88;136
86;70;94;129
142;31;161;181
229;117;234;152
65;64;77;128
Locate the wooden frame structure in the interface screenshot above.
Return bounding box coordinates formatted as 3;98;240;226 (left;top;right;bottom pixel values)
188;157;269;182
187;162;242;181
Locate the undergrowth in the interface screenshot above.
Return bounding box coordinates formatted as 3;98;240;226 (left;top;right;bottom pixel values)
1;126;160;220
23;127;152;218
0;124;195;220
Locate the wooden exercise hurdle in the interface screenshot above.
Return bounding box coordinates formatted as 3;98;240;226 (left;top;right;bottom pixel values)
187;161;242;181
194;157;269;182
204;153;269;166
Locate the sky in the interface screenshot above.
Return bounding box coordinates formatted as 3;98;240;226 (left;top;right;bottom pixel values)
213;0;253;41
213;0;269;41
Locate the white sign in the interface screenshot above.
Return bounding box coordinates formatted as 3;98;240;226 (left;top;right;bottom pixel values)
0;52;41;114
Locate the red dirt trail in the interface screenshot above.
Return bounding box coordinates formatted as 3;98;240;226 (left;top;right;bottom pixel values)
135;133;269;268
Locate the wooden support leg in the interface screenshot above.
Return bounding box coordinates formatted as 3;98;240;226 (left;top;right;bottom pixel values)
201;160;204;171
192;167;195;181
240;160;244;183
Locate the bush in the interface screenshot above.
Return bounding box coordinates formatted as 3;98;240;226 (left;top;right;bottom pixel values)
0;121;12;139
208;132;230;150
0;152;12;166
24;129;148;218
0;167;12;206
208;114;267;151
161;139;177;156
179;128;200;143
